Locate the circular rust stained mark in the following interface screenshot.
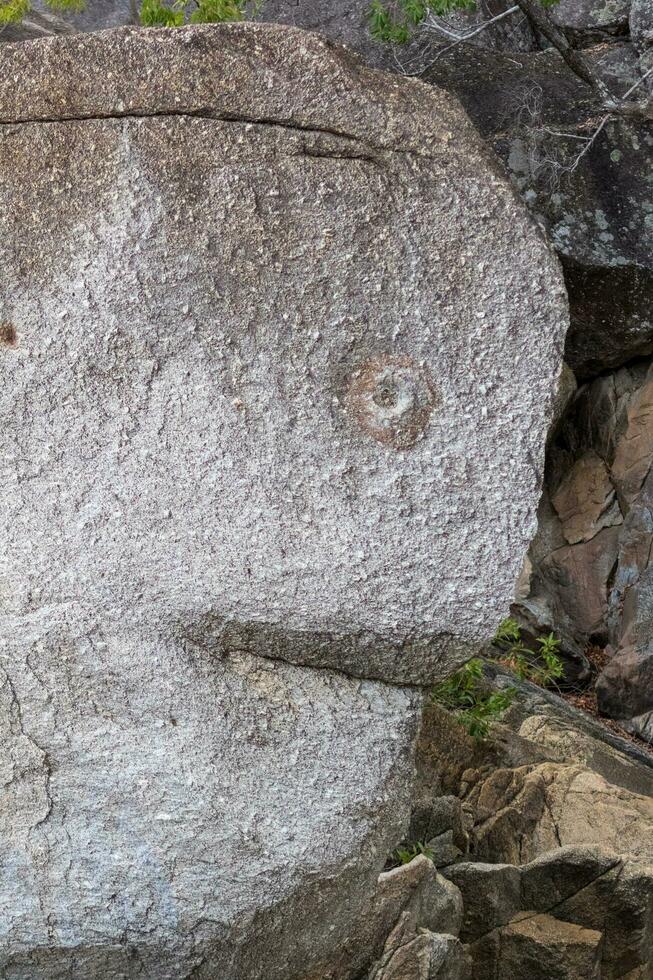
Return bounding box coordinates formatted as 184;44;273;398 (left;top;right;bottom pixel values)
0;323;17;348
345;354;436;450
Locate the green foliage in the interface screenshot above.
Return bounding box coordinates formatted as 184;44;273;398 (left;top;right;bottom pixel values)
1;0;262;27
393;840;435;865
0;0;29;23
367;0;558;44
433;659;517;740
492;618;564;687
432;620;565;741
140;0;258;25
0;0;84;21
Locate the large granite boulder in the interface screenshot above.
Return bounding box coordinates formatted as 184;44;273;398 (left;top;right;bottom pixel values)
0;23;567;978
0;25;567;687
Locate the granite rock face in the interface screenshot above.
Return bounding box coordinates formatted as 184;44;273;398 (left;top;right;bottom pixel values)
0;22;568;978
0;643;421;979
0;25;568;686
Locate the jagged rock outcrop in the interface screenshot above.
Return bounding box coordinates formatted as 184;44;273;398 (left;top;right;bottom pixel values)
417;702;653;980
519;359;653;735
0;22;568;977
420;43;653;382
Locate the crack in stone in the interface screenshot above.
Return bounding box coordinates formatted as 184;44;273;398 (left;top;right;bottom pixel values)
0;107;420;163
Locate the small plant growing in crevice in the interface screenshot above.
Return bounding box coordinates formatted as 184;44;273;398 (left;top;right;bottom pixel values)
432;658;516;740
140;0;262;25
432;619;565;740
368;0;475;44
492;617;564;687
392;840;434;866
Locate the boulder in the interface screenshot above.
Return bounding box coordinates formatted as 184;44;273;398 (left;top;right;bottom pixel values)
374;856;465;942
519;357;653;731
444;846;653;979
368;928;472;980
464;762;653;865
0;644;422;979
548;855;653;979
445;862;522;942
517;713;653;795
0;8;73;42
32;0;135;31
471;912;603;980
340;856;466;979
550;0;632;45
0;26;567;687
0;22;569;977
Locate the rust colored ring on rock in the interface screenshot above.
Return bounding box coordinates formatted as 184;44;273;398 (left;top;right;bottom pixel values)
345;353;436;450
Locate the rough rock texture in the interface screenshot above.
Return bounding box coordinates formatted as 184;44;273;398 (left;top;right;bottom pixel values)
445;862;522;942
0;22;571;978
32;0;136;32
425;699;653;978
0;8;73;42
474;912;604;980
0;25;567;686
631;0;653;51
517;713;653;795
0;641;424;980
368;929;472;980
365;857;469;980
550;0;632;45
420;44;653;382
465;762;653;865
520;359;653;731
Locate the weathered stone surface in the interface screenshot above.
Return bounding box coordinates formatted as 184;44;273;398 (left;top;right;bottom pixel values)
409;795;469;868
519;358;653;731
465;762;653;866
420;43;653;382
0;642;422;979
550;0;632;44
375;856;464;941
518;713;653;795
551;856;653;979
496;669;653;778
368;928;472;980
551;451;621;543
0;23;570;976
445;846;653;980
0;26;567;686
597;644;653;717
445;862;522;942
338;855;466;979
473;912;603;980
519;845;620;911
631;0;653;51
0;8;73;42
539;525;621;638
